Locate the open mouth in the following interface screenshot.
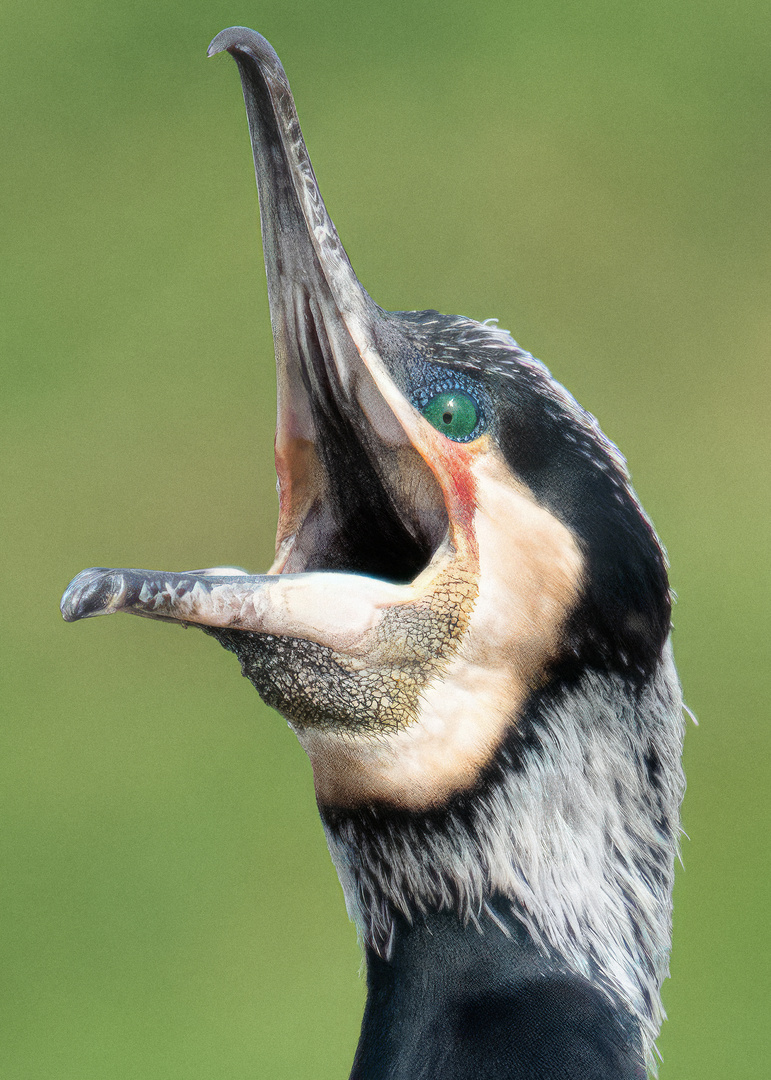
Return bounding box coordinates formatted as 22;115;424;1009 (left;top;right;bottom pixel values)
270;286;445;586
61;28;464;652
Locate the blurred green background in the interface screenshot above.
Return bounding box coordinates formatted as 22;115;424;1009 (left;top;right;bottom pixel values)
2;1;768;1077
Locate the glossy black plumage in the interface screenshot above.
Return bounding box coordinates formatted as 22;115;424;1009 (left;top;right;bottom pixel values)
352;905;645;1080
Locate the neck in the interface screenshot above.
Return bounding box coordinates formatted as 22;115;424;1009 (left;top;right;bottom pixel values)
351;902;646;1080
323;649;684;1072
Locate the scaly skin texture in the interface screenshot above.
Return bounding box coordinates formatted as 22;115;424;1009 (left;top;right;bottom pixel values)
209;560;478;734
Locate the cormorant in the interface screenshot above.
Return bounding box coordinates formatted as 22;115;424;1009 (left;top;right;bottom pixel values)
61;27;685;1080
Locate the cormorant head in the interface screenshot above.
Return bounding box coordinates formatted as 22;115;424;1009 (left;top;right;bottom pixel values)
61;34;685;1062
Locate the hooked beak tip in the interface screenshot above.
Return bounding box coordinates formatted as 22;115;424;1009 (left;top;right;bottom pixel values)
207;26;269;60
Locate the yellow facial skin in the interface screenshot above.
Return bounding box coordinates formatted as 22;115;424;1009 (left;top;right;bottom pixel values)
217;546;478;734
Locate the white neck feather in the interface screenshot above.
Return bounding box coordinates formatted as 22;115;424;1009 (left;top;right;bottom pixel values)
323;645;684;1065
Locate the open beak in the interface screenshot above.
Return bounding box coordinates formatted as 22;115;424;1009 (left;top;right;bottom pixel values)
61;27;477;657
61;28;589;808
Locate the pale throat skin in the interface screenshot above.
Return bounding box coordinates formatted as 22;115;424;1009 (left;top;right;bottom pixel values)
295;447;585;811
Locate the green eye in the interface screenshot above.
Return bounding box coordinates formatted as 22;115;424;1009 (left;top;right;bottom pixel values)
421;390;480;441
